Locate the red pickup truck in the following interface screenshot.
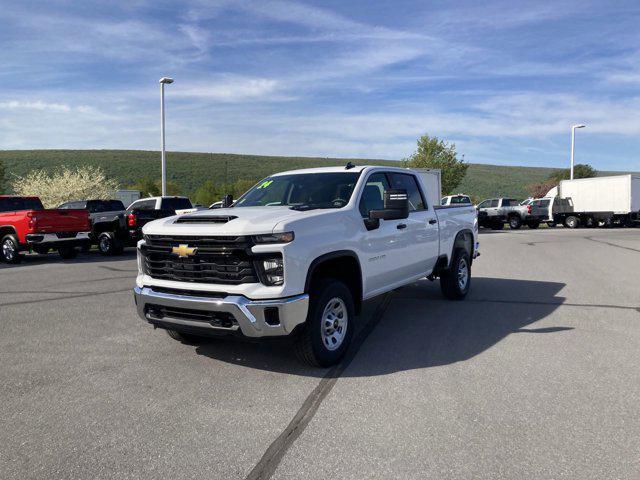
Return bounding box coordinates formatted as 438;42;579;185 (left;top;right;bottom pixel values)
0;196;91;263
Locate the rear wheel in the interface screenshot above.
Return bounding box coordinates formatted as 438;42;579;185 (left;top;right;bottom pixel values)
508;215;522;229
1;235;22;264
98;232;124;256
527;220;540;229
58;246;78;259
565;216;580;229
440;248;471;300
295;279;354;367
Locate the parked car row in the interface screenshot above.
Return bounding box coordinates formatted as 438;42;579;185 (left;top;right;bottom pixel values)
472;174;640;230
0;195;197;263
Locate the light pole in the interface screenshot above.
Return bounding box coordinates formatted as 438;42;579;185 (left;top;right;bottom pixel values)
570;124;586;180
159;77;174;196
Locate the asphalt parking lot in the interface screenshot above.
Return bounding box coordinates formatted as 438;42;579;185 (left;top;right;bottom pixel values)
1;228;639;480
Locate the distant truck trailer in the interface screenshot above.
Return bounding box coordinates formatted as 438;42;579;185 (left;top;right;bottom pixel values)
113;190;141;209
546;174;640;228
414;168;442;208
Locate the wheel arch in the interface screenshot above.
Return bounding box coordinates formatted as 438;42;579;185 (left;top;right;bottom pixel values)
450;229;474;267
0;225;18;239
305;250;363;314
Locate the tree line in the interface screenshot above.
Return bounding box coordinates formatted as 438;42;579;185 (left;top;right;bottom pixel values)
527;164;597;198
5;133;597;207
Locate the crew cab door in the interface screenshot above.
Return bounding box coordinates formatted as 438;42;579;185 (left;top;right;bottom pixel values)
387;172;439;276
358;172;407;294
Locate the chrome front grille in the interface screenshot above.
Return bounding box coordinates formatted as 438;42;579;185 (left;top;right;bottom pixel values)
141;235;258;284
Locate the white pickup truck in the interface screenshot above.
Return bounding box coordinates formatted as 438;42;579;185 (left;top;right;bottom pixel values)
133;165;479;366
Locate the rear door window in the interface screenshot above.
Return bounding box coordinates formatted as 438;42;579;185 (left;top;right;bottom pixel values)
490;199;499;208
388;173;426;211
128;199;156;212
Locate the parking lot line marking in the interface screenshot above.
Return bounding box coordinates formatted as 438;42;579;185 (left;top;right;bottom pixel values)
584;236;640;253
245;294;393;480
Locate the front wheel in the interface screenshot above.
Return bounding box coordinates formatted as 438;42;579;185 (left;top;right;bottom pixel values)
165;329;209;345
565;216;580;229
527;220;540;229
508;215;522;229
295;279;355;367
440;248;471;300
1;235;22;264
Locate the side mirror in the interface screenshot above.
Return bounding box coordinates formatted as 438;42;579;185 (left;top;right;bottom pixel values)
221;194;233;208
370;189;409;221
365;189;409;230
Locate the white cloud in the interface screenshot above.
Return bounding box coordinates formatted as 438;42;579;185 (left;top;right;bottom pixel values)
0;100;73;113
174;77;283;102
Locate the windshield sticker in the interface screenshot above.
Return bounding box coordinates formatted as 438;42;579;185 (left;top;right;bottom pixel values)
257;180;274;189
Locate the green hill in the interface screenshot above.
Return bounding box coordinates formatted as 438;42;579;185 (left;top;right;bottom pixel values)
0;149;630;200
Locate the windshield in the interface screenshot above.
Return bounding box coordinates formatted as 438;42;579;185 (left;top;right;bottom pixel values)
234;172;360;209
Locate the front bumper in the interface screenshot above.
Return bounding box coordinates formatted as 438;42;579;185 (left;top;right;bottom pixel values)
133;286;309;338
26;232;91;245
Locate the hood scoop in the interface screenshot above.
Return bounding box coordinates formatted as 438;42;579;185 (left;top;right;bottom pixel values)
175;215;238;224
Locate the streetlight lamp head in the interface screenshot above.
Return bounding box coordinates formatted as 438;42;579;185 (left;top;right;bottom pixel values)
573;124;586;129
159;77;174;84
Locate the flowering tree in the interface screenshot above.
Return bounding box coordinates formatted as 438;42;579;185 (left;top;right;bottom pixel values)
12;165;119;208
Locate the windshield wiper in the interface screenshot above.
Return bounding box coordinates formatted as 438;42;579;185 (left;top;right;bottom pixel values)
289;204;320;211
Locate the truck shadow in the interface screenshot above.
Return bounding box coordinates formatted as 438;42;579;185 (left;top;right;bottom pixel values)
194;277;567;377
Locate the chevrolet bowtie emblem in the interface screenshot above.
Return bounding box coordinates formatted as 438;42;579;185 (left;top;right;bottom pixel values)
172;244;197;258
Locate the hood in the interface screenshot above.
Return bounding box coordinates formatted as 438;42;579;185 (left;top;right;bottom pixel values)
142;206;312;236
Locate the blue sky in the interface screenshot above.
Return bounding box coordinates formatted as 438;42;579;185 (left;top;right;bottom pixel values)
1;0;639;171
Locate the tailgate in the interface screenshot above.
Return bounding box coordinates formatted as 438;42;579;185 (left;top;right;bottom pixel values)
34;209;90;233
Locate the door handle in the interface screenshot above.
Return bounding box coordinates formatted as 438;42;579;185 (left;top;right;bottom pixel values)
428;219;438;225
396;223;407;230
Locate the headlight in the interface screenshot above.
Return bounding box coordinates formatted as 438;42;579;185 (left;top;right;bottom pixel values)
253;232;294;244
261;257;284;286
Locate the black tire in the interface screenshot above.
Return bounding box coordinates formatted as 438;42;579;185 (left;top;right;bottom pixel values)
165;329;208;345
440;248;471;300
508;215;522;230
98;232;124;256
58;246;78;259
490;221;504;230
527;221;540;229
1;234;22;264
295;279;355;367
564;216;580;229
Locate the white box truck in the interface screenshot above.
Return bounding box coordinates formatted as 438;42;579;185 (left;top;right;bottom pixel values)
414;168;442;208
549;175;640;228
